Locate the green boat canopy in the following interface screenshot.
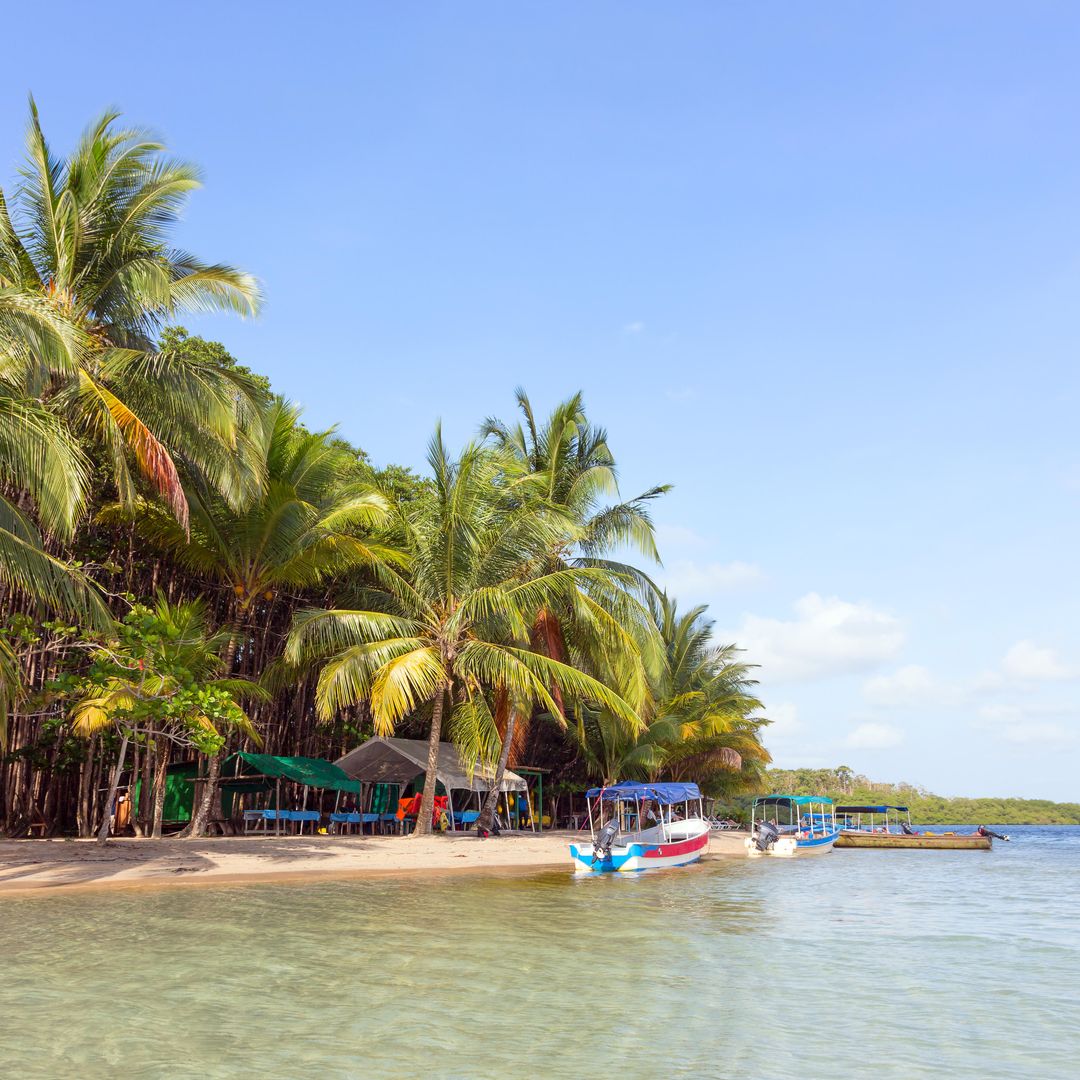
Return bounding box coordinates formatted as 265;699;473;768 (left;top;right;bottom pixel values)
754;794;835;806
224;753;361;794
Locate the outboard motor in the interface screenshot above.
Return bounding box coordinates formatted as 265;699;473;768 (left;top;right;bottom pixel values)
590;818;621;865
978;826;1010;841
753;820;780;852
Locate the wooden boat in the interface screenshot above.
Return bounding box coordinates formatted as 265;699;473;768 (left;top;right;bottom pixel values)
833;805;995;849
569;781;710;873
745;794;840;857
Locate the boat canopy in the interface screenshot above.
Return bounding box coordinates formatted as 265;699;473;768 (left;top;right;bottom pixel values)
585;780;702;805
754;794;834;806
835;804;909;814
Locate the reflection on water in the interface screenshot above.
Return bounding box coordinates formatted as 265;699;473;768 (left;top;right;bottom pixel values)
1;826;1077;1079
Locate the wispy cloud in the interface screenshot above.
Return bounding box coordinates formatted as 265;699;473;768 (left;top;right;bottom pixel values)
660;559;764;599
1000;640;1076;681
726;593;905;683
664;386;697;402
846;721;904;750
623;321;645;334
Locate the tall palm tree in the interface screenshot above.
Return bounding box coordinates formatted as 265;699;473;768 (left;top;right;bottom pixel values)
0;99;263;527
285;431;643;835
105;398;400;835
475;390;667;825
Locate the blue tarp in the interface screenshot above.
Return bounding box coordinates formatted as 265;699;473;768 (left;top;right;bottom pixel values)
585;780;702;805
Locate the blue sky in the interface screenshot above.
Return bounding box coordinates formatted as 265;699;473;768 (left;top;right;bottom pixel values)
3;2;1079;799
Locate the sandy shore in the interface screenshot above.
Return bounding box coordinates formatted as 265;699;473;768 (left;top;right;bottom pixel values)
0;828;751;896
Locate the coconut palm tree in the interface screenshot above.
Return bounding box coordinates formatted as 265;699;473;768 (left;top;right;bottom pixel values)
285;430;644;835
474;390;668;827
0;99;263;528
105;398;401;835
574;595;770;793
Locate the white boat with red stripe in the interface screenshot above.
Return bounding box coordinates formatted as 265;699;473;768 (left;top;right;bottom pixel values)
569;781;711;873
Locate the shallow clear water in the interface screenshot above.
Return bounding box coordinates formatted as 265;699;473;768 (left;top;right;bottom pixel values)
1;825;1077;1079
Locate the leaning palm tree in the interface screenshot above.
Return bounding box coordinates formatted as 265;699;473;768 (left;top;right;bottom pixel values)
0;99;263;526
286;431;643;835
104;398;400;835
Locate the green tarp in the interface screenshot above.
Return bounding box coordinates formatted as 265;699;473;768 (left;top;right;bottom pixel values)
226;753;361;794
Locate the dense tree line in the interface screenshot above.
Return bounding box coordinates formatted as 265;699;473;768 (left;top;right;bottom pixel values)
0;103;770;839
764;768;1080;825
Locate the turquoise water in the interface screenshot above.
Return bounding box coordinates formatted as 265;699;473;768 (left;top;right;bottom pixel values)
1;826;1077;1079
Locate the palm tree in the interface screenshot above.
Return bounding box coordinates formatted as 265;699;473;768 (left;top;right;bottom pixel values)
474;390;667;826
106;398;400;835
574;595;770;793
0;99;263;527
285;431;643;835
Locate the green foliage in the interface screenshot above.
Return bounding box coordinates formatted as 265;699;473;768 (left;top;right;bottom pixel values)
66;597;260;755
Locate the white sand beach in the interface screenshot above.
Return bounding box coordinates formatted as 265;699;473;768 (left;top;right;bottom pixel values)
0;829;751;895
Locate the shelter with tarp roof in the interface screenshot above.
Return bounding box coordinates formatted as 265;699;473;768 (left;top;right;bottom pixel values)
335;736;533;831
218;753;361;834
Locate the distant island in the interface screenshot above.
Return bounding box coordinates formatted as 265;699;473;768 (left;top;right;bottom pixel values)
763;768;1080;825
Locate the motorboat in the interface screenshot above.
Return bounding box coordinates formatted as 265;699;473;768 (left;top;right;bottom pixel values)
745;794;839;857
833;805;1000;849
569;781;710;873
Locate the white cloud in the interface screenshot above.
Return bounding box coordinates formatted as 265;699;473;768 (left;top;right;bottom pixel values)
623;321;645;334
973;703;1078;749
846;722;904;750
729;593;905;682
660;559;764;599
863;664;938;707
653;523;708;551
998;722;1077;748
763;701;802;742
1001;640;1075;682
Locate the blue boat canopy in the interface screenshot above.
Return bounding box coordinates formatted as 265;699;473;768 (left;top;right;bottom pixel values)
835;804;908;814
586;780;702;805
754;793;834;806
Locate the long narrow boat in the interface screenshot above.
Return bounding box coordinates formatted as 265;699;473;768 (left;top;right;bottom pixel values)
833;804;995;849
569;781;710;873
745;794;840;857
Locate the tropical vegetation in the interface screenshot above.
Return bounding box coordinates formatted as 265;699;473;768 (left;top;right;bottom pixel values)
0;101;771;839
762;768;1080;826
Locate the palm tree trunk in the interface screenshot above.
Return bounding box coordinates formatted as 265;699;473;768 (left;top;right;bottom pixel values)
478;710;517;832
97;733;130;845
412;684;446;837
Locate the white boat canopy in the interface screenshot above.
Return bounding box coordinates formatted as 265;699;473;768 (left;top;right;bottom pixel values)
335;736;528;793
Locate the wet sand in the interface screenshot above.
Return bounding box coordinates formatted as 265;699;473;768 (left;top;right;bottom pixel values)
0;829;751;896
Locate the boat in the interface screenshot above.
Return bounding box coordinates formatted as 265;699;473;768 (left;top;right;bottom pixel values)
569;780;710;873
833;805;998;849
745;794;840;857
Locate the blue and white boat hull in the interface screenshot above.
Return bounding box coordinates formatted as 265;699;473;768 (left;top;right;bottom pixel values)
745;829;839;857
570;820;710;873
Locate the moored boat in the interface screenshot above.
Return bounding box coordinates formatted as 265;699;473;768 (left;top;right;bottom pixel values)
745;794;840;857
569;781;710;873
833;805;997;849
